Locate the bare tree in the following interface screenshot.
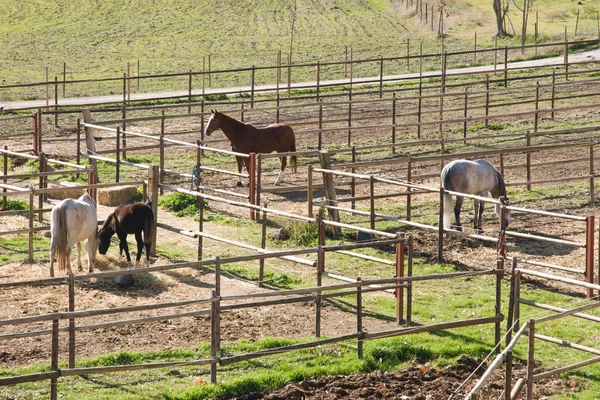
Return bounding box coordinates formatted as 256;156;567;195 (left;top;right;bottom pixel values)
493;0;512;37
514;0;536;53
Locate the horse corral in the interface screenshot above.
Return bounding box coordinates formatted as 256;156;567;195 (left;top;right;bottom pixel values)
2;40;600;399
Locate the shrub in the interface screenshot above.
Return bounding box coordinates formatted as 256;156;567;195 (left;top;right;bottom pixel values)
159;192;206;217
1;199;28;211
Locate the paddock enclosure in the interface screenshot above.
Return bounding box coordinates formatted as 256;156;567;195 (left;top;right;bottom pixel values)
2;38;600;398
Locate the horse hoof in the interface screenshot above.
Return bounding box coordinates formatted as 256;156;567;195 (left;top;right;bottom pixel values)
236;181;243;188
126;262;133;269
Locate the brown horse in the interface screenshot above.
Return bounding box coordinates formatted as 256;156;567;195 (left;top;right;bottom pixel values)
98;202;154;268
204;109;297;186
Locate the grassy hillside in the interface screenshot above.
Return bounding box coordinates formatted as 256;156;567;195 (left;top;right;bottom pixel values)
1;0;596;86
0;0;423;83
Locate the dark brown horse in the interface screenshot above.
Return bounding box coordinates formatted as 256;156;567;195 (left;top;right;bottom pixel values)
204;109;297;186
98;202;154;268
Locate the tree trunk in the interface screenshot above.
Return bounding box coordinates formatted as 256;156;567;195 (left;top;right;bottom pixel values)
493;0;507;37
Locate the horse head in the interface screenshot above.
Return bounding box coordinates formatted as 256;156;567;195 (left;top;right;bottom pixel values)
204;109;221;136
85;229;101;264
494;197;511;228
98;213;117;255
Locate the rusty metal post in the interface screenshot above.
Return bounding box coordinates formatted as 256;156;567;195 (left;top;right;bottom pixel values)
586;216;595;298
248;153;256;220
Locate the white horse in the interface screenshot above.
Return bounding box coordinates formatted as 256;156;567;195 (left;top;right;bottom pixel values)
441;159;510;233
49;194;100;277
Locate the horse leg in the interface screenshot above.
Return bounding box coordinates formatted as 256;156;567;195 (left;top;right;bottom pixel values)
118;232;132;268
84;239;94;274
476;200;485;233
235;156;244;187
76;241;83;272
454;196;464;231
274;155;286;185
134;231;144;266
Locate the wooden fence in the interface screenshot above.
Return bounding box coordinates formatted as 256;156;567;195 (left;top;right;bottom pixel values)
0;233;508;399
2;38;599;113
308;165;597;298
466;260;600;399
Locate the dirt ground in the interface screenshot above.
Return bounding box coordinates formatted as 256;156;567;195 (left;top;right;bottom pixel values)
226;356;572;400
2;98;600;398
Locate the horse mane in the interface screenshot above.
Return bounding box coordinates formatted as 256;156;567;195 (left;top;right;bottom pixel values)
493;170;507;199
100;213;116;240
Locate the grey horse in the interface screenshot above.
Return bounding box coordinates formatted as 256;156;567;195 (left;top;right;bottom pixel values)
441;159;510;233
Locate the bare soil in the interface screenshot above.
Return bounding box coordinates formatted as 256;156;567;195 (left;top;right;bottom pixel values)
2;100;600;399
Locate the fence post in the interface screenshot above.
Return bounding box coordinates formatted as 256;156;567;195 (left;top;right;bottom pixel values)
38;152;46;221
159;112;165;194
307;164;314;217
316;61;320;101
76;118;81;171
87;166;95;201
534;82;539;132
316;215;325;338
551;69;556;121
438;186;444;263
54;77;58;128
121;105;127;160
526;132;532;191
50;313;59;400
115;127;121;183
406;235;413;325
504;46;508;87
210;287;220;384
505;257;518;400
379;56;384;98
251;65;255;108
590;145;595;203
347;91;352;146
259;203;267;288
28;190;34;262
585;216;595;298
395;234;405;325
351;147;356;210
392;93;397;154
198;191;204;261
417;80;422;138
485;75;490;128
407;159;412;221
68;273;76;369
564;28;569;80
319;150;341;236
526;319;535;399
37;108;43;155
2;145;7;210
188;70;193;114
462;88;468;141
149;164;159;256
318;101;323;150
32;113;39;155
249;153;256;220
356;276;363;358
255;154;262;222
369;175;375;232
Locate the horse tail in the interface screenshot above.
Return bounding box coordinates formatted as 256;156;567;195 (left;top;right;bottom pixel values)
441;165;453;230
51;201;70;273
288;126;298;173
144;207;154;246
290;139;297;174
443;192;453;230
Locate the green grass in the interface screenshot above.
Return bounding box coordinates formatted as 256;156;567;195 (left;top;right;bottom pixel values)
0;233;50;263
1;0;597;102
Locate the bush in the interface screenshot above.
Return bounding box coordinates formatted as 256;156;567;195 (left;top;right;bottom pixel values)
1;199;28;211
159;192;206;217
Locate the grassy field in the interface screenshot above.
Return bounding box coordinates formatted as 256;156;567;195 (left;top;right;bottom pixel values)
0;0;597;87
